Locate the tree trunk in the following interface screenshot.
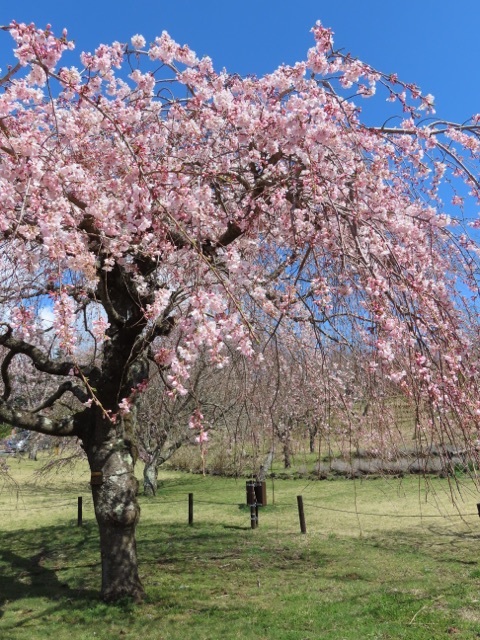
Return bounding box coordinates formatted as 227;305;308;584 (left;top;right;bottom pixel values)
143;458;158;497
83;416;145;603
257;447;275;482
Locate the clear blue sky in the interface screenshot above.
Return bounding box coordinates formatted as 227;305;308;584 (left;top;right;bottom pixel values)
0;0;479;123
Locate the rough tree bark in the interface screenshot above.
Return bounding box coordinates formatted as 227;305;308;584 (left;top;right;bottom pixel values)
83;411;144;602
78;267;151;602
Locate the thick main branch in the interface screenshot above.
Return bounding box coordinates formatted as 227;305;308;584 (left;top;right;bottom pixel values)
0;401;86;436
0;326;99;379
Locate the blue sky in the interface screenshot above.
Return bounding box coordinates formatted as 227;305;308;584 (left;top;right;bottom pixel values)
0;0;479;125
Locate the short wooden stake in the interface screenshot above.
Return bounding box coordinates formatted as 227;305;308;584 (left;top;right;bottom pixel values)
77;496;83;527
476;502;480;518
188;493;194;526
297;495;306;534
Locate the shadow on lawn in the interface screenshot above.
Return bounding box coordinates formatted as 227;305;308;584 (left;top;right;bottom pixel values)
0;518;263;610
0;514;334;632
0;522;99;620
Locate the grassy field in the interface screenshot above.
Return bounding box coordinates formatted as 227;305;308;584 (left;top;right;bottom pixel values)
2;458;480;639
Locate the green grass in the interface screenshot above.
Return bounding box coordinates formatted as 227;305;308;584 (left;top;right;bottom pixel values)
2;459;480;638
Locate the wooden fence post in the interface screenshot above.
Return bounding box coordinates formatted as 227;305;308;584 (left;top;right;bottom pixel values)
77;496;83;527
297;495;306;534
188;493;194;525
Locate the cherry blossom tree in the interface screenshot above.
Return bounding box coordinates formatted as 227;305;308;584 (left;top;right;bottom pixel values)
137;374;194;496
0;20;480;603
137;351;246;495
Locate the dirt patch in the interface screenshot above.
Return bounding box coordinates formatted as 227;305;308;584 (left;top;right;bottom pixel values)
313;446;472;478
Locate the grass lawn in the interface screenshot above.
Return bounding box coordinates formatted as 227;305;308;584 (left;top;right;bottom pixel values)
2;458;480;639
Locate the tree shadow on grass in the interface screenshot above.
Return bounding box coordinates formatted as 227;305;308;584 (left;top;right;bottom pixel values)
0;518;257;605
0;516;332;630
0;521;100;628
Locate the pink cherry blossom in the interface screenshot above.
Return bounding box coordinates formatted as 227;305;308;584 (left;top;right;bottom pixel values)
0;20;480;601
131;34;146;50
